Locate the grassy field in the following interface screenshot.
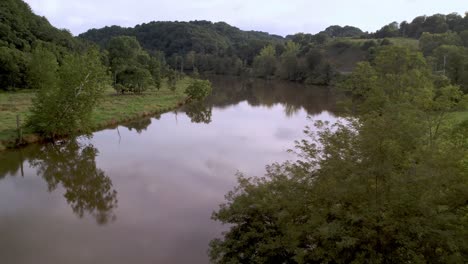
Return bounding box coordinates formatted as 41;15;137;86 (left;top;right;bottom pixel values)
0;78;191;150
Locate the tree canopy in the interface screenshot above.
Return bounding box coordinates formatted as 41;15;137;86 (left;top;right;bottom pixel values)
210;46;468;263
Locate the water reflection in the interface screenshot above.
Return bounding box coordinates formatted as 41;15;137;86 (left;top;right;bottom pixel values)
205;76;336;116
122;118;153;134
0;148;30;178
0;77;337;263
0;139;118;225
183;101;213;124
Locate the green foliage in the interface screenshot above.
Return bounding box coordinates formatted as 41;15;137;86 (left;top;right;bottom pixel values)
79;20;283;67
253;45;277;78
108;36;158;94
460;30;468;47
397;13;467;38
321;25;364;38
276;41;302;81
0;0;79;51
0;0;83;91
116;67;153;94
149;56;162;90
432;45;468;93
185;79;212;101
167;69;178;91
27;45;58;90
419;32;462;55
374;22;400;38
108;36;142;69
210;46;468;263
0;46;29;90
28;48;110;138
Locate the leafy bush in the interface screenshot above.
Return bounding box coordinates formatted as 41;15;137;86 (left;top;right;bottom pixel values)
28;48;110;138
185;79;212;101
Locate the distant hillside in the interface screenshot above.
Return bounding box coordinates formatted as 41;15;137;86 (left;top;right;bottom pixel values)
0;0;82;89
372;13;468;38
79;21;284;64
0;0;79;51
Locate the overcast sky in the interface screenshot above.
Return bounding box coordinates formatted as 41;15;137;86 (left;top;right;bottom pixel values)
24;0;467;36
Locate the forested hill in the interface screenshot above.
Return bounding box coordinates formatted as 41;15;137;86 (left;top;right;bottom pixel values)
0;0;78;50
79;21;284;63
2;0;468;90
0;0;84;89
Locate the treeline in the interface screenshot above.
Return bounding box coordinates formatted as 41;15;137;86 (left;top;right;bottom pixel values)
373;13;468;39
80;23;360;85
78;12;468;89
369;14;468;93
79;21;283;72
251;42;335;84
0;0;210;95
3;0;468;92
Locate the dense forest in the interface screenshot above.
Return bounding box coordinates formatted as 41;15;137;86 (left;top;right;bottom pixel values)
2;0;468;90
77;13;468;89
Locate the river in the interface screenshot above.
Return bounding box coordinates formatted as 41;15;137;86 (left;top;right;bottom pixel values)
0;77;337;263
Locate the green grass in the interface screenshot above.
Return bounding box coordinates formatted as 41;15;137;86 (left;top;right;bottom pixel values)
0;78;191;150
0;90;35;147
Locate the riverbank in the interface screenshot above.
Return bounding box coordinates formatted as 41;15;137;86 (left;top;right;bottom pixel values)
0;78;192;151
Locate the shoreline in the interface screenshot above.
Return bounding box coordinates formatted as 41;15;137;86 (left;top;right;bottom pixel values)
0;79;192;152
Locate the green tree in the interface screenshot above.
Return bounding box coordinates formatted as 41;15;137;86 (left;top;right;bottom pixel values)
149;56;162;90
460;30;468;47
185;79;212;101
27;45;58;90
252;45;277;78
167;69;178;91
108;36;155;93
276;41;301;81
374;21;400;38
210;46;468;263
28;48;110;138
432;45;468;93
185;50;196;71
116;66;153;94
419;32;463;55
0;46;28;90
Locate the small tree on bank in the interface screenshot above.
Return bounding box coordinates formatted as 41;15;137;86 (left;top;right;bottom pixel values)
185;79;212;101
28;48;110;138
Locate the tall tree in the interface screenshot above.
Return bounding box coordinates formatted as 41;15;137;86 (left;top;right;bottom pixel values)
107;36;154;93
252;45;277;78
28;48;110;138
276;41;301;81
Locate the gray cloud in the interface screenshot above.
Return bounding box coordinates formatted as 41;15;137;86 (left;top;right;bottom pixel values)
25;0;467;36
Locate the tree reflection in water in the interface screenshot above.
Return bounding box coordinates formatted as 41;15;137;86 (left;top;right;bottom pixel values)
184;101;213;124
30;139;118;225
123;117;153;134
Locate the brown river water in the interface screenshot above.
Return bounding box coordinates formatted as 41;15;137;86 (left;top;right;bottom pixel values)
0;77;337;263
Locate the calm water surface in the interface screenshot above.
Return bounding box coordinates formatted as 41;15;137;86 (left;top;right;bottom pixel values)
0;77;337;263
